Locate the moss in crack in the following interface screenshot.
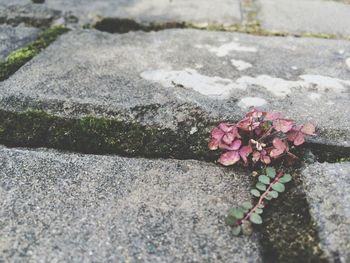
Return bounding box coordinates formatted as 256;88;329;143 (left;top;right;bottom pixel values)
0;26;69;81
92;17;344;40
256;172;329;263
0;109;219;160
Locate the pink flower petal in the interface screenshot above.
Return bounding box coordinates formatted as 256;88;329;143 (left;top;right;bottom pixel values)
301;123;316;136
231;139;242;150
273;119;294;133
211;127;224;140
222;133;235;144
293;132;305;146
218;151;240;166
262;155;271;164
219;139;242;151
208;139;220;150
270;148;284;158
239;146;252;165
218;123;233;133
238;117;251;131
252;151;261;163
287;129;299;142
272;138;288;151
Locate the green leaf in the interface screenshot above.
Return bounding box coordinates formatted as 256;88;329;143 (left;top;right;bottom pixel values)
225;215;237;226
259;175;270;185
280;174;292;183
266;167;276;178
232;225;242;236
250;213;263;224
256;182;267;191
229;208;244;219
255;208;263;214
268;190;278;198
242;201;253;210
264;195;272;200
251;189;261;197
272;182;285;192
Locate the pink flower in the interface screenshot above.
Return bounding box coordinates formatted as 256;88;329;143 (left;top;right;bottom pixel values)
270;138;289;158
208;123;240;150
252;149;271;164
218;144;252;166
264;112;282;121
273;118;294;133
239;146;253;166
287;123;316;146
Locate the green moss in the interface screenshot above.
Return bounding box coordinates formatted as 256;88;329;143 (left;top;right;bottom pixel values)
257;172;329;263
0;26;69;81
0;109;219;160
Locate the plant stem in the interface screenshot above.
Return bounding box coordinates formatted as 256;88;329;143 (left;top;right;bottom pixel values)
238;170;285;225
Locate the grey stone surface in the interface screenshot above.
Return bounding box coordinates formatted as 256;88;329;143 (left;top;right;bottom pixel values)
0;25;40;60
0;146;261;262
302;162;350;263
0;0;241;26
0;3;61;27
258;0;350;36
1;29;349;147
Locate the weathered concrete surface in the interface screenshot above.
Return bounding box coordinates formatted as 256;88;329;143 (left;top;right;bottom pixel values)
302;162;350;263
258;0;350;37
0;25;40;60
0;3;61;28
0;29;349;151
0;0;241;27
0;146;261;262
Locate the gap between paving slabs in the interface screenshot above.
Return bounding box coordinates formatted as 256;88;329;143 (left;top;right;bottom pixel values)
0;25;69;81
91;17;348;40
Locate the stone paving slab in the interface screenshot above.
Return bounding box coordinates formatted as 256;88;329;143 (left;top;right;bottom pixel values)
0;146;261;262
0;29;349;150
0;3;61;28
0;25;40;60
258;0;350;37
0;0;241;27
302;162;350;263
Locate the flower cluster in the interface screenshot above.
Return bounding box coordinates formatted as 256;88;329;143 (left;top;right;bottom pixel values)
208;108;316;167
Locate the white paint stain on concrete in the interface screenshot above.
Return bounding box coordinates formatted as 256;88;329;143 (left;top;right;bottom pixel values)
346;58;350;69
300;75;349;92
195;41;257;57
238;97;267;109
231;59;252;71
237;75;350;97
140;68;243;99
308;92;322;101
141;68;350;100
236;75;307;97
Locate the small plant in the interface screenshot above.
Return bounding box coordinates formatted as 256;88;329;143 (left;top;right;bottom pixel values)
208;108;316;235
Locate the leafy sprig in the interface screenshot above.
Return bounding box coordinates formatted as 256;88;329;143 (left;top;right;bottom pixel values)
208;108;315;235
225;167;292;235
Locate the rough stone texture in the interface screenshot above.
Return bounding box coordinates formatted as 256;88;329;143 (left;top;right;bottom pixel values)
0;146;261;262
0;3;61;28
302;162;350;263
0;0;241;26
0;25;40;60
258;0;350;37
1;29;349;148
